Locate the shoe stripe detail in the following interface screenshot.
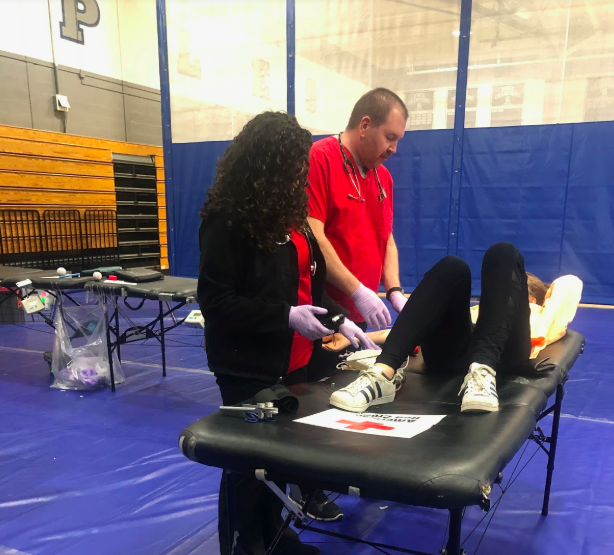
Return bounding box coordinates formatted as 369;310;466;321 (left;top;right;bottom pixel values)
360;390;370;404
366;385;376;400
375;382;382;398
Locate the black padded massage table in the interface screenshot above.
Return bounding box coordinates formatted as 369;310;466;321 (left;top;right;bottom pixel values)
0;266;46;308
85;277;198;390
0;265;95;290
1;266;199;390
0;265;47;284
179;329;586;555
0;265;94;326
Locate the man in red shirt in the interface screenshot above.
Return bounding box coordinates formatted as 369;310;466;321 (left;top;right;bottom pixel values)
307;88;409;331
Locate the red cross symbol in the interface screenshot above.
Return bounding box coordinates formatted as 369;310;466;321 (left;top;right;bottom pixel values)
337;419;394;431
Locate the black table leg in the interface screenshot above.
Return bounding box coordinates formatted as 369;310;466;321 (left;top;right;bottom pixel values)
114;297;121;363
446;508;463;555
103;295;116;392
159;299;166;377
542;383;564;516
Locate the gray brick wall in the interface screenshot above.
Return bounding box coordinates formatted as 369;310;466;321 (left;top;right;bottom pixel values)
0;53;32;128
124;85;163;145
0;50;162;146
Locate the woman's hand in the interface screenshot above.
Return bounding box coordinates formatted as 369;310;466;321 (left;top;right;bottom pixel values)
288;305;333;340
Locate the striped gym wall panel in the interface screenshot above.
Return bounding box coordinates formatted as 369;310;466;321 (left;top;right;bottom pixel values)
0;124;169;270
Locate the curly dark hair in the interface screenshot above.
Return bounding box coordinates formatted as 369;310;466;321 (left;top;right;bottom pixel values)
200;111;313;251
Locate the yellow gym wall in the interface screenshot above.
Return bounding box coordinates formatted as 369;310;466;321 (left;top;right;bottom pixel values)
0;124;168;270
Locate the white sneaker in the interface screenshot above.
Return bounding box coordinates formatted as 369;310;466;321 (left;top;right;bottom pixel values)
459;363;499;413
330;368;396;412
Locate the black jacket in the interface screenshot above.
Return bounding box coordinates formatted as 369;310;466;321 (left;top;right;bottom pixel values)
198;211;345;382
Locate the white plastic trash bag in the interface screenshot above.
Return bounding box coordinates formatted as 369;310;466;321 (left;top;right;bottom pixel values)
51;304;125;390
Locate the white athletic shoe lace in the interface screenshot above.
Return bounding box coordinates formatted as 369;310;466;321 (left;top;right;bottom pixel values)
459;365;496;397
393;358;409;391
343;369;387;396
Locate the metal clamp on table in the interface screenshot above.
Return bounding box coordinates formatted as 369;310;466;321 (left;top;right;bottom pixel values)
219;402;279;423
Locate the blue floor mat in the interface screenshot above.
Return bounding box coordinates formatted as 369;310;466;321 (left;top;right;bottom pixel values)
0;305;612;555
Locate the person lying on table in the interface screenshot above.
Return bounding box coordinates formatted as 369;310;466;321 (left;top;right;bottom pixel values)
328;242;582;413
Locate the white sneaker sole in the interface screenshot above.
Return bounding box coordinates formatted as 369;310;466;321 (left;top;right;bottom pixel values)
461;400;499;413
330;393;395;413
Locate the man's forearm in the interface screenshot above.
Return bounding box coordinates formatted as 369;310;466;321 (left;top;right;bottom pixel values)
308;217;360;296
381;233;401;292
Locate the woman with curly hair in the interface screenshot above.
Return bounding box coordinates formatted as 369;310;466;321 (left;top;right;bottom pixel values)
198;111;375;555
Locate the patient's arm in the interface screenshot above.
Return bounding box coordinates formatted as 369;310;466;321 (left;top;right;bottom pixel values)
322;329;391;352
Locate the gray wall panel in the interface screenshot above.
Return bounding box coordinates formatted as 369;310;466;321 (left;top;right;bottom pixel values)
0;56;32;128
60;71;126;141
0;51;162;146
124;94;162;145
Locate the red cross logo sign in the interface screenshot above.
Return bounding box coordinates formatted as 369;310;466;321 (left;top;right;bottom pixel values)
337;419;394;431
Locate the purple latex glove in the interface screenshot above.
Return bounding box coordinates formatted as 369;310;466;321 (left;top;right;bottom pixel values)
350;284;391;329
288;305;332;340
339;319;379;350
389;291;408;314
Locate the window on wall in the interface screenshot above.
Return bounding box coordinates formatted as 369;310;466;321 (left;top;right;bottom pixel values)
467;0;614;127
446;87;478;128
166;0;287;143
295;0;462;134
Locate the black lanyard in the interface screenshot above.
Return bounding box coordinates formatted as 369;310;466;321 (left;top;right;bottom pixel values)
337;134;387;202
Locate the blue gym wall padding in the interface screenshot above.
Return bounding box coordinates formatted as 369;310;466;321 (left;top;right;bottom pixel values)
170;121;614;304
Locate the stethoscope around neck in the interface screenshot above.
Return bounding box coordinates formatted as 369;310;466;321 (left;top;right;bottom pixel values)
337;133;387;203
281;230;317;277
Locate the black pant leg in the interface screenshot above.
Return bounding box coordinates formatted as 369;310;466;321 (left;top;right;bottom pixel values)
215;374;284;555
377;255;473;373
469;242;531;372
